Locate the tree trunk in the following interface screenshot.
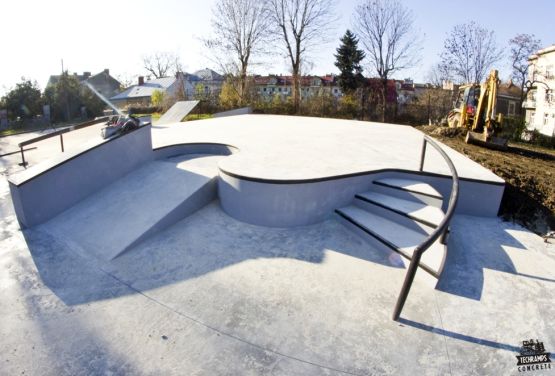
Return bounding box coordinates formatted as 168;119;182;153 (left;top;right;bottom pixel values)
240;64;248;107
293;69;300;113
380;79;387;123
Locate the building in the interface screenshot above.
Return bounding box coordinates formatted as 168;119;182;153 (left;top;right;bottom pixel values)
110;76;180;108
191;68;225;96
523;44;555;136
47;69;121;99
110;69;225;109
497;81;523;118
396;79;437;107
254;74;342;100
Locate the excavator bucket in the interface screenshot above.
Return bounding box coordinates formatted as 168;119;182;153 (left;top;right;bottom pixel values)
465;131;508;150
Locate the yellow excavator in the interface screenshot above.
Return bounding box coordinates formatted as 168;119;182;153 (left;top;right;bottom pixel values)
447;69;508;149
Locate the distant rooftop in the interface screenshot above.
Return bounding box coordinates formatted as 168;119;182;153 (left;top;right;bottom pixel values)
111;77;176;100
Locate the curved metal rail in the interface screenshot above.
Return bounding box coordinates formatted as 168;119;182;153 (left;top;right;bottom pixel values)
392;135;459;321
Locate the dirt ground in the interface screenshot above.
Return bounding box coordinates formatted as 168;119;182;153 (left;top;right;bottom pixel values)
417;125;555;236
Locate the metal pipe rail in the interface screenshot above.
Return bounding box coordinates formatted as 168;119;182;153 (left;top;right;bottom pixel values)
17;117;108;167
392;135;459;321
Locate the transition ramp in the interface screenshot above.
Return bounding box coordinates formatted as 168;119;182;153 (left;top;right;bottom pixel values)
156;101;199;125
40;154;224;261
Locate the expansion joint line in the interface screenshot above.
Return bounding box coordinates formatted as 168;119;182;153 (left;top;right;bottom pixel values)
433;294;453;376
98;267;363;376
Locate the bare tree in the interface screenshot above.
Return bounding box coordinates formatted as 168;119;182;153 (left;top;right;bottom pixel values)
266;0;336;113
142;52;182;78
426;63;451;87
205;0;271;106
439;22;503;84
509;34;541;106
116;73;137;90
354;0;420;122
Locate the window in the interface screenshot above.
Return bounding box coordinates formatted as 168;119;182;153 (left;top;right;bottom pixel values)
263;88;267;92
508;101;516;116
530;111;535;126
544;113;549;126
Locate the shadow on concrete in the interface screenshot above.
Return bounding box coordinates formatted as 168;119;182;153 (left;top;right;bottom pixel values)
23;201;404;307
8;250;142;375
398;318;521;352
436;216;545;301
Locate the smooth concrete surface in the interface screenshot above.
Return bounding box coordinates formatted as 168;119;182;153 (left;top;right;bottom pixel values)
1;171;554;375
8;125;153;228
5;115;504;231
154;115;504;223
39;154;224;261
152;115;504;184
1;113;550;375
0;122;108;169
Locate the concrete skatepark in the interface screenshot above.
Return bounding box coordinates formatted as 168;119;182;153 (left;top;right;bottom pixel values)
1;114;554;375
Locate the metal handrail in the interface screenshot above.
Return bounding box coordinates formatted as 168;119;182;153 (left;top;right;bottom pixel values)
392;135;459;321
16;117;109;167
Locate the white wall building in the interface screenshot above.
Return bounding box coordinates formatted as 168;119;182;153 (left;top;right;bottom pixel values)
524;45;555;137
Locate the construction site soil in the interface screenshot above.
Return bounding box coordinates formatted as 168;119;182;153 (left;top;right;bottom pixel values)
417;125;555;236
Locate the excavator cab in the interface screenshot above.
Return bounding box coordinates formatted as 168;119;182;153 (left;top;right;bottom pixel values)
447;70;508;150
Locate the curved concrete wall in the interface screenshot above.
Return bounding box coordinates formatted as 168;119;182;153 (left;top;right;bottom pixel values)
218;169;504;227
153;143;238;160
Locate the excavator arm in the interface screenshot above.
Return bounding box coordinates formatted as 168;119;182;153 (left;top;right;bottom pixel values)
465;70;508;149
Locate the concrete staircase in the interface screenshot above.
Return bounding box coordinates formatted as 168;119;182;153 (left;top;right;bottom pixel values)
336;178;448;278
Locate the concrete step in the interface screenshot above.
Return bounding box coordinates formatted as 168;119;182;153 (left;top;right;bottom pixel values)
40;154;225;261
335;205;447;278
354;191;444;235
372;178;443;208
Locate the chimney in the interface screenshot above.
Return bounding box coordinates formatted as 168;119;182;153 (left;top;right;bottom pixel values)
138;76;144;86
104;69;109;75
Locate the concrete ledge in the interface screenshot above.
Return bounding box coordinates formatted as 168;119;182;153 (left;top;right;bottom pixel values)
213;107;252;118
9;125;154;228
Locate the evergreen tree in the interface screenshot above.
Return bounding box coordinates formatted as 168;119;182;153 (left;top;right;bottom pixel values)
334;30;366;94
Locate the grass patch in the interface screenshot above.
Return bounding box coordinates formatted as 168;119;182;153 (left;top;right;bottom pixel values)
183;113;213;122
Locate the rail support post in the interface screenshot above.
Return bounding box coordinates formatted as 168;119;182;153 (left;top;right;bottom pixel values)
419;138;427;171
392;251;423;321
18;146;28;168
60;134;64;152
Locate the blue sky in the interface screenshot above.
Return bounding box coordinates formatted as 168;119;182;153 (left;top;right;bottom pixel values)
0;0;553;95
